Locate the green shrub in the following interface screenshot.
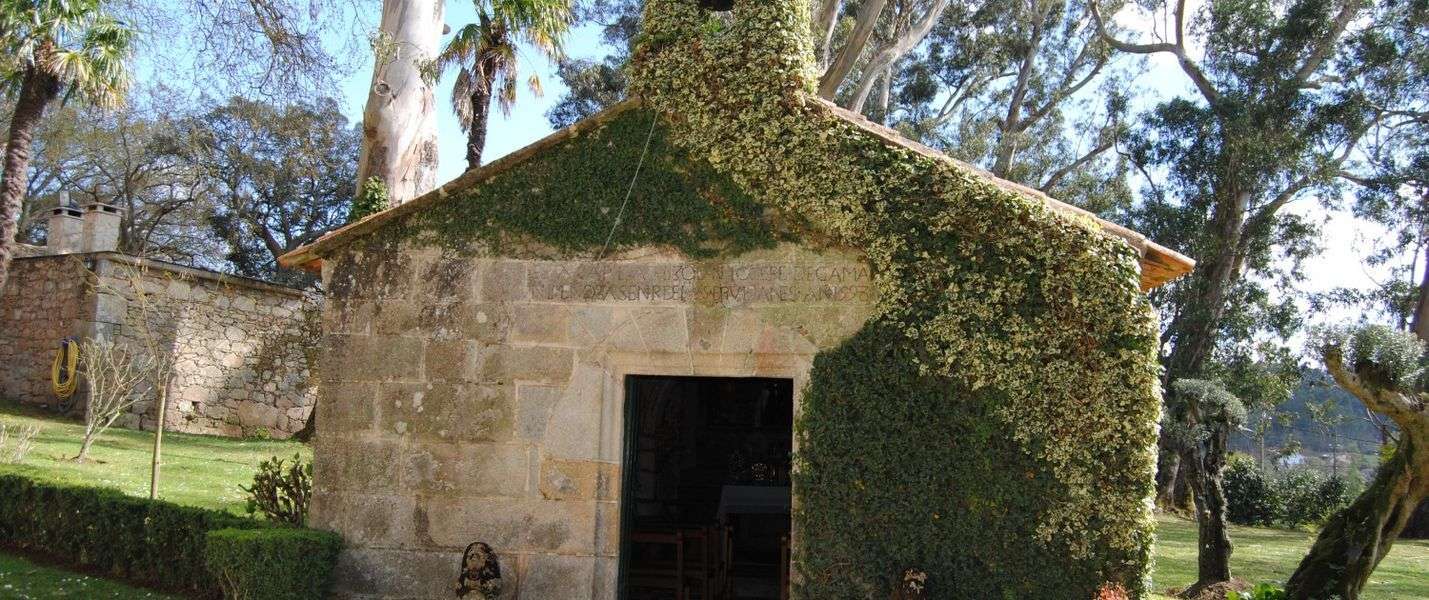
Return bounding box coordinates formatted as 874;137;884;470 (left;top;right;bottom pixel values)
0;473;255;596
242;454;312;526
1224;454;1281;526
1276;469;1348;526
205;528;342;600
1229;583;1288;599
0;474;342;598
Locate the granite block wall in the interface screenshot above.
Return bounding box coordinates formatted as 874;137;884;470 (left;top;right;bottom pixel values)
311;242;875;600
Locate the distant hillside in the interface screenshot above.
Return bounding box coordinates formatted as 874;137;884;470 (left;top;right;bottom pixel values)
1230;370;1389;475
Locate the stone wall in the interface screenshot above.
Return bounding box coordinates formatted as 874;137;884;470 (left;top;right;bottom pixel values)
0;255;95;406
0;253;318;439
93;256;319;437
312;241;875;600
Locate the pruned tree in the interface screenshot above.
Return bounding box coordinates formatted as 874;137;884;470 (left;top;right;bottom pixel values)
74;338;152;462
439;0;574;170
1164;378;1247;591
356;0;445;206
0;0;135;292
1287;325;1429;599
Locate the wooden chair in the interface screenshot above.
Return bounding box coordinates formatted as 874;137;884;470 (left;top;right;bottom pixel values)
627;530;686;600
779;534;790;600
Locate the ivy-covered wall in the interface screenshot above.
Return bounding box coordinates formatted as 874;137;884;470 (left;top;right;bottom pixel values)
322;1;1166;597
627;0;1163;597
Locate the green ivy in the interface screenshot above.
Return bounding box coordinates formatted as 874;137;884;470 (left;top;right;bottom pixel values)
350;176;391;222
394;108;791;258
629;1;1162;596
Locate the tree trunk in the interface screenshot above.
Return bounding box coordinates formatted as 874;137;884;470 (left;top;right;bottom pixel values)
1411;238;1429;341
356;0;444;206
1286;438;1428;599
817;0;887;99
465;57;499;170
148;384;169;499
1155;190;1251;502
814;0;842;67
1186;430;1234;587
0;66;61;292
75;431;97;462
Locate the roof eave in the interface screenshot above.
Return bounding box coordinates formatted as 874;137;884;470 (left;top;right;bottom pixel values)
280;96;1194;290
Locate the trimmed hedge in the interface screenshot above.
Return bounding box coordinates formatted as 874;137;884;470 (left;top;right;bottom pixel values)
206;528;342;600
0;474;340;599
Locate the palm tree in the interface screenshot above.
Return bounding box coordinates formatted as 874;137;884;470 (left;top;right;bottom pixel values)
439;0;572;170
0;0;134;291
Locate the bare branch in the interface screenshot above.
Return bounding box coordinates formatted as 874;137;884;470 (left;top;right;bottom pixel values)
1039;136;1117;191
1090;0;1220;104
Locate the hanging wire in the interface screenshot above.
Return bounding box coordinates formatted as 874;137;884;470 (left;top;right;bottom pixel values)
598;114;661;260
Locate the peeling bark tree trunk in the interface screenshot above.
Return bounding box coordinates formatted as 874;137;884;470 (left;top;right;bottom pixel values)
817;0;887;99
1286;438;1428;599
357;0;444;206
0;66;61;292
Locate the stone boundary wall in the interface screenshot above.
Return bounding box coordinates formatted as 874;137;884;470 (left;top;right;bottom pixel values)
312;242;875;600
0;255;95;407
0;253;318;439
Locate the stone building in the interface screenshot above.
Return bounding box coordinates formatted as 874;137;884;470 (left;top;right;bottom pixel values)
279;3;1195;598
1;200;318;438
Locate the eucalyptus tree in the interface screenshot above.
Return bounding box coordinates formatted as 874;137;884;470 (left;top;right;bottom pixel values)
1091;0;1417;588
356;0;444;207
0;0;135;292
439;0;574;170
895;0;1134;213
822;0;952;114
547;0;637;128
552;0;953;124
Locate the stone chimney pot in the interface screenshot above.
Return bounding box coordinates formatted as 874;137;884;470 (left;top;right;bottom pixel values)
46;199;85;255
82;201;123;253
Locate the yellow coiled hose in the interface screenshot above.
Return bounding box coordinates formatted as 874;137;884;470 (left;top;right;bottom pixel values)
51;338;80;399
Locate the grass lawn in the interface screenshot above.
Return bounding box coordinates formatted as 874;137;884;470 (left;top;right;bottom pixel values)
0;553;182;599
4;403;1427;599
1150;513;1429;599
0;401;308;514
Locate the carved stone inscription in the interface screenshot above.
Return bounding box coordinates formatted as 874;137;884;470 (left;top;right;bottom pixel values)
528;262;874;305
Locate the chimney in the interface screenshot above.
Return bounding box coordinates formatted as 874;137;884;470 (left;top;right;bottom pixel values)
81;201;123;253
46;191;84;254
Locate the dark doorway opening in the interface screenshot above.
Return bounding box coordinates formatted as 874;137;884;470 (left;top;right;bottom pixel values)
620;376;794;600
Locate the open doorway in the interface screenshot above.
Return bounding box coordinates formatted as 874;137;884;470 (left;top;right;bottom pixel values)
620;376;794;600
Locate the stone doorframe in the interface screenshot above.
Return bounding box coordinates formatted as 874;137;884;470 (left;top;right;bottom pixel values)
598;349;814;598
